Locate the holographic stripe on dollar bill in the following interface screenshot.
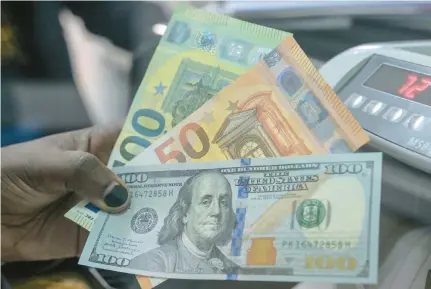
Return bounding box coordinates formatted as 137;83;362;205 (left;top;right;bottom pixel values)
229;158;252;280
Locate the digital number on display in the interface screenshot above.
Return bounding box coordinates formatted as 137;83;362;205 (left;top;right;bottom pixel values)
363;63;431;106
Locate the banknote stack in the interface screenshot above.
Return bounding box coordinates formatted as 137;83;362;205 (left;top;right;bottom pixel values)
66;3;381;288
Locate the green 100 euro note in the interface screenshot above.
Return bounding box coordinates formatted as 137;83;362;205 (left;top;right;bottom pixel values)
79;153;382;284
111;5;289;167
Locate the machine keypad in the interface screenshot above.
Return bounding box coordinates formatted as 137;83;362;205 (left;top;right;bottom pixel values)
346;93;367;108
338;54;431;163
404;114;427;131
382;107;407;123
363;100;386;115
343;91;430;136
343;96;429;132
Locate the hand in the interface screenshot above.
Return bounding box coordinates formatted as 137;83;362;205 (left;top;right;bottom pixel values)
1;126;131;262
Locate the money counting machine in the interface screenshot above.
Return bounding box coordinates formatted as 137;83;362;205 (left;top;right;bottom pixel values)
320;41;431;224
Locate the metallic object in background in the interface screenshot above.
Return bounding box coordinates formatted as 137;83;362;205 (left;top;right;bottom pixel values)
363;15;431;33
212;1;431;19
319;40;431;224
309;58;324;69
205;2;431;64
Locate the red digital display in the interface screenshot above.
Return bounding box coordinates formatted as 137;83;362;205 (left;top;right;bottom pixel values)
363;64;431;107
397;74;431;100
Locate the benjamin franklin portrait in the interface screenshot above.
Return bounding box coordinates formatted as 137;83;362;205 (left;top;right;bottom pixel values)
130;170;238;274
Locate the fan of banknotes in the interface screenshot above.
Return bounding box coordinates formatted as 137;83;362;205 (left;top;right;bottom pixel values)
63;4;396;288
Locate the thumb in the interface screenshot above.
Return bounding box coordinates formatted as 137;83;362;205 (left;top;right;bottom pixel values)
64;150;131;213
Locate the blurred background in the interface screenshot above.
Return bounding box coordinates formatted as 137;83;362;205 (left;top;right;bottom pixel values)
2;1;431;147
1;1;431;289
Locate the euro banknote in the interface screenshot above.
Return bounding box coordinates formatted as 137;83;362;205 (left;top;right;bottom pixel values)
128;36;369;167
65;4;289;230
110;5;289;168
79;152;382;284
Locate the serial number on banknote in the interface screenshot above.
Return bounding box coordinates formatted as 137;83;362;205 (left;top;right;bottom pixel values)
130;190;175;199
282;240;352;250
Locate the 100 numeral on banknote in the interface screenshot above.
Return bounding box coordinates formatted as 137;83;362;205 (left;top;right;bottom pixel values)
79;153;382;284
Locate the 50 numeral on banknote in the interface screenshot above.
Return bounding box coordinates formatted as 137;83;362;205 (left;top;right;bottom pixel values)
155;123;210;163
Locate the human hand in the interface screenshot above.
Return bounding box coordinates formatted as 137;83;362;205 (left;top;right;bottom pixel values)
1;126;131;262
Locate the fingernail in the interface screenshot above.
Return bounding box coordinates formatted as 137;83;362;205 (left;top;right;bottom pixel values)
104;183;129;208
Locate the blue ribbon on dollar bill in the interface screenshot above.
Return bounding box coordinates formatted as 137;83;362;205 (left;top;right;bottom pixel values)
229;158;252;280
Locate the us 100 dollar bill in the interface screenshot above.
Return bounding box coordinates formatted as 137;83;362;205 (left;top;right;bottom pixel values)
79;153;382;284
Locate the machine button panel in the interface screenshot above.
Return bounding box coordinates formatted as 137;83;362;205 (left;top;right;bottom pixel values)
404;114;428;131
337;54;431;162
382;107;407;123
363;100;386;115
345;93;367;108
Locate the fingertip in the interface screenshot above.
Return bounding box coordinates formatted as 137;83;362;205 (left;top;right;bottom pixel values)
104;183;129;207
98;182;131;214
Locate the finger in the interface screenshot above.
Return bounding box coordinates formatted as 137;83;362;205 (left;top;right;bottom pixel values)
71;126;122;164
40;125;123;164
63;150;130;213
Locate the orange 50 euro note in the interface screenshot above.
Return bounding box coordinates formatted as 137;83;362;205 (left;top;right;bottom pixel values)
128;35;369;167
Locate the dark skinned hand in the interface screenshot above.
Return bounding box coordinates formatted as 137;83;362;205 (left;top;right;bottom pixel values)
1;126;131;262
